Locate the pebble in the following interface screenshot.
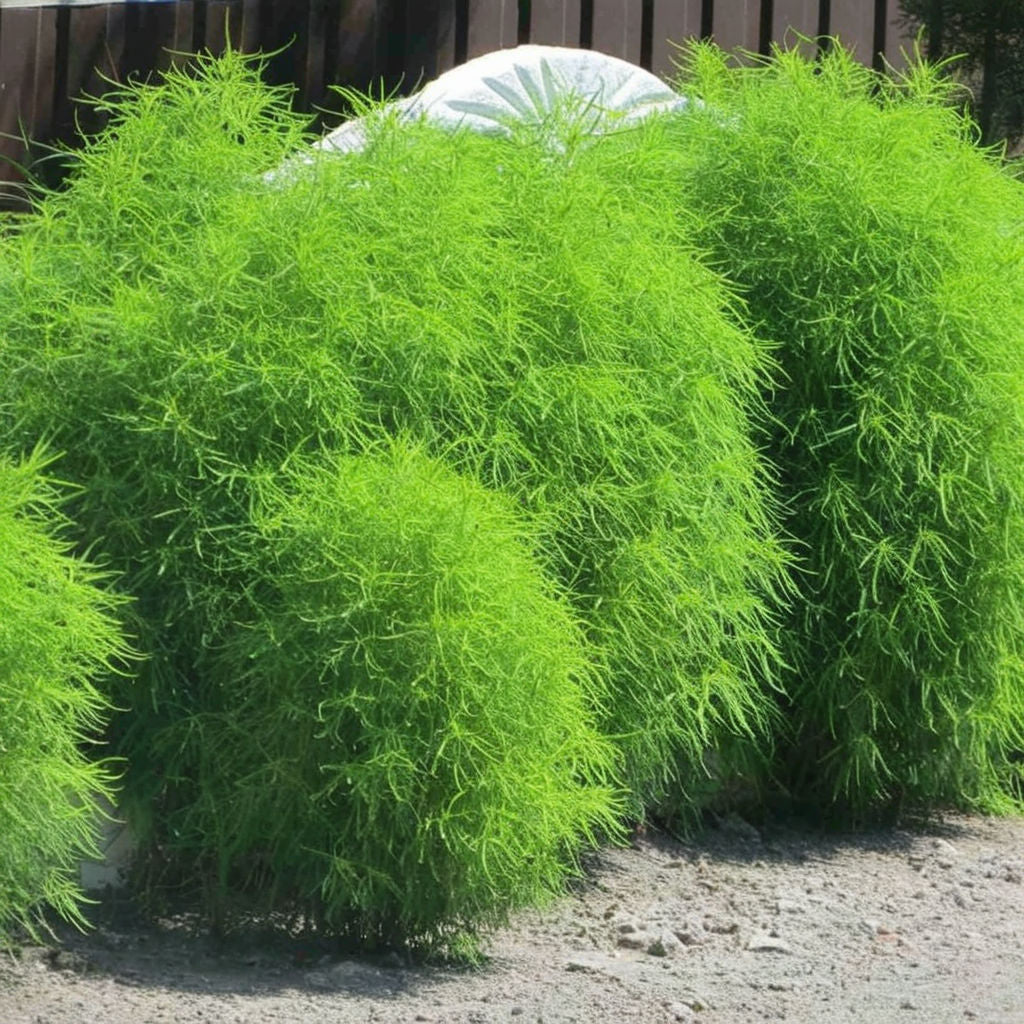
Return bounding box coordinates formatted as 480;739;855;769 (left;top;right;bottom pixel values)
667;1002;697;1021
565;958;594;973
704;916;740;935
646;931;682;957
49;950;89;973
306;959;383;991
718;812;762;842
775;898;805;914
746;933;792;954
673;920;708;946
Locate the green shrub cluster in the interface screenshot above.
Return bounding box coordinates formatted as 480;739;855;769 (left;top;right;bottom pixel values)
0;51;786;946
668;42;1024;816
5;39;1024;949
0;448;127;942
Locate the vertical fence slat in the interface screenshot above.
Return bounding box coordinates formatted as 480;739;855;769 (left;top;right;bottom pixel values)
66;6;118;101
333;0;381;94
466;0;517;59
305;0;329;103
651;0;703;80
0;8;41;179
203;0;242;54
771;0;818;57
884;0;915;70
106;3;127;83
31;8;56;143
435;0;458;73
591;0;643;64
122;3;174;81
711;0;762;54
828;3;875;62
151;1;190;73
239;0;263;53
530;0;582;47
172;2;196;63
405;0;456;85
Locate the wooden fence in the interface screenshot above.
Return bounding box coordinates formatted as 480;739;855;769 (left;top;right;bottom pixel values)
0;1;917;188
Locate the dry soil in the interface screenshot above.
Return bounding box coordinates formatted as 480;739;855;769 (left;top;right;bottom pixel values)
2;812;1023;1024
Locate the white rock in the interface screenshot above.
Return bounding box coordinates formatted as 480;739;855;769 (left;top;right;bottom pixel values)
746;933;793;954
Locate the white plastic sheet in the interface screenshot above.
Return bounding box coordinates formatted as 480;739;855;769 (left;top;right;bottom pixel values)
315;45;692;156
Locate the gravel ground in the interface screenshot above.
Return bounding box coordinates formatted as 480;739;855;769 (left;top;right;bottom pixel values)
2;812;1023;1024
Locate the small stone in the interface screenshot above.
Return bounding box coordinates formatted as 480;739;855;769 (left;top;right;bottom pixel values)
704;917;739;935
718;812;762;842
775;898;805;914
48;950;88;973
667;1003;696;1021
674;923;708;947
617;921;639;934
647;931;682;957
511;1008;524;1017
616;933;647;950
746;933;792;954
900;999;918;1010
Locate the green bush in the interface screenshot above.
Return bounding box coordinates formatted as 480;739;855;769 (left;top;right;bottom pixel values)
157;440;620;951
0;448;127;942
669;42;1024;817
0;49;788;850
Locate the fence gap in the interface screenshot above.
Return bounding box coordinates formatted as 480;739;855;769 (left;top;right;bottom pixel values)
518;0;530;44
639;0;652;70
871;0;886;70
578;0;592;48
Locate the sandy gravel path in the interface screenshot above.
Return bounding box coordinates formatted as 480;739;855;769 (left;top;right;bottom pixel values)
3;812;1023;1024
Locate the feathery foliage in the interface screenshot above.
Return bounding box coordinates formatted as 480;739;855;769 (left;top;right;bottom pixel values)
669;41;1024;817
0;448;127;942
159;441;620;950
0;47;789;856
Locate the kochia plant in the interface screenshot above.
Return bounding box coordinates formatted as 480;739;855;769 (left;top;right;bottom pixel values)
159;441;620;950
0;48;789;853
0;448;127;942
670;42;1024;816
